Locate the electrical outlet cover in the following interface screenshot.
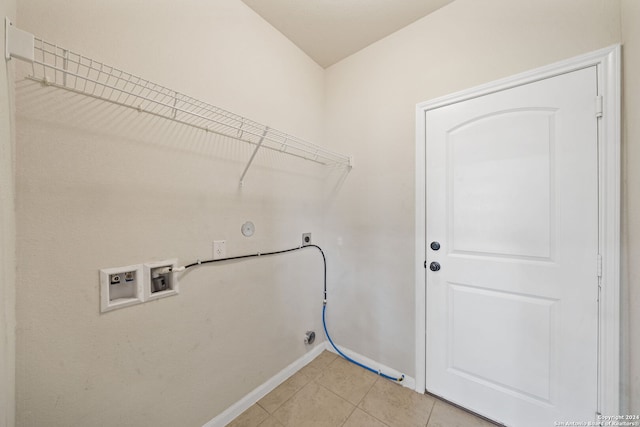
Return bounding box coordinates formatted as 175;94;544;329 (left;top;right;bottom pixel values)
213;240;226;259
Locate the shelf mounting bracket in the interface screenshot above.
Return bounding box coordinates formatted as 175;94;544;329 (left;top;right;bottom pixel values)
5;17;34;62
239;127;269;186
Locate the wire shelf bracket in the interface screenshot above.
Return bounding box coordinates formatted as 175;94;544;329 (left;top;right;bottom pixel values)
4;18;353;184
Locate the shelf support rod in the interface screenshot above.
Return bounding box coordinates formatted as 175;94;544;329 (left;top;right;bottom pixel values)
62;48;68;86
239;127;269;186
5;21;353;175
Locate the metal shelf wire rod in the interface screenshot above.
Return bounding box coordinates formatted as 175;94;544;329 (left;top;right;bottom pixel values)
8;29;353;179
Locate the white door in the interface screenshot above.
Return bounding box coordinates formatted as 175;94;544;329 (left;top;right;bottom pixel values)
425;67;599;426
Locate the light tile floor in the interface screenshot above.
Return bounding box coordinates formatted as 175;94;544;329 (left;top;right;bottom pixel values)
227;351;498;427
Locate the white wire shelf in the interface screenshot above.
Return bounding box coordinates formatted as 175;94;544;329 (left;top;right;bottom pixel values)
5;19;353;184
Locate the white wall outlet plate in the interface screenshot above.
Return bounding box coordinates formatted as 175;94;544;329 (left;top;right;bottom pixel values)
100;264;144;313
143;259;179;302
213;240;226;259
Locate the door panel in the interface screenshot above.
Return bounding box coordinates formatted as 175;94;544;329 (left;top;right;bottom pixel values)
449;109;554;259
448;284;557;403
426;67;598;426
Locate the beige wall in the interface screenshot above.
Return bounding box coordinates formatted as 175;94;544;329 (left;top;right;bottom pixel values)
1;2;17;427
15;0;328;426
324;0;635;411
12;0;640;425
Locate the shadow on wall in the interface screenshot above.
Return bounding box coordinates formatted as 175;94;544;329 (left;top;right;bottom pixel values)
14;77;352;191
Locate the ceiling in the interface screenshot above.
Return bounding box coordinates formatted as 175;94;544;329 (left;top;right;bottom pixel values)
240;0;455;68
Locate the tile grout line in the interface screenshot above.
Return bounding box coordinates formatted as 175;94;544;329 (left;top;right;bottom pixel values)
423;398;437;427
259;352;339;421
337;401;358;427
314;379;357;412
324;355;382;409
238;351;494;427
310;352;356;426
325;357;400;427
256;352;335;416
356;374;380;407
358;377;393;427
255;401;270;417
256;376;310;416
318;353;384;427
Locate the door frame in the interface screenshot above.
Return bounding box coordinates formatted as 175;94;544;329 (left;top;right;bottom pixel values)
414;45;621;415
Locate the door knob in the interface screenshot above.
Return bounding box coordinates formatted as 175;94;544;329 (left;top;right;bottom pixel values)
430;241;441;251
429;262;441;272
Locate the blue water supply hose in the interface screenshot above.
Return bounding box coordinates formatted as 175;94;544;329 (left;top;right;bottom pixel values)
322;303;404;382
171;243;404;382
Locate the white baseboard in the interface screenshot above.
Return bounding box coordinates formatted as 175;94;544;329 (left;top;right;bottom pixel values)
203;344;326;427
324;343;416;391
203;341;416;427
